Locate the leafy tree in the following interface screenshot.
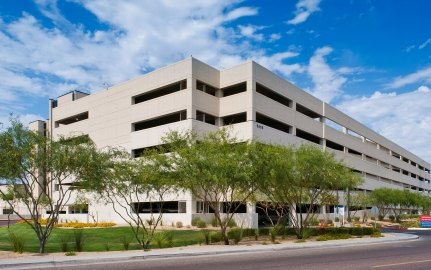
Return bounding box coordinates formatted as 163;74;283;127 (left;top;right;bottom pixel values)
164;129;269;245
259;144;362;239
349;192;372;222
83;146;175;250
0;119;103;253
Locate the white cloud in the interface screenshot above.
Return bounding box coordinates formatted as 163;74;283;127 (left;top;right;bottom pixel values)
337;85;431;163
287;0;321;25
419;37;431;50
307;46;347;103
238;25;264;41
0;0;302;122
387;66;431;88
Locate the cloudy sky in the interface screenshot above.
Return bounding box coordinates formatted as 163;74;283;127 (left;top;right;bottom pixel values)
0;0;430;162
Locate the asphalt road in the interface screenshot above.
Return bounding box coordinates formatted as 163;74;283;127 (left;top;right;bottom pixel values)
27;230;431;270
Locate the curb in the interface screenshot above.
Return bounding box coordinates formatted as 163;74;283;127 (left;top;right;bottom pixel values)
0;233;420;269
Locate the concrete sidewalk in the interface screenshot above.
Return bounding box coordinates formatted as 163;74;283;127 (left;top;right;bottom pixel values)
0;233;419;270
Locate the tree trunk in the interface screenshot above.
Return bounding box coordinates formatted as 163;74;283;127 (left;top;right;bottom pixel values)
39;238;46;254
221;227;229;245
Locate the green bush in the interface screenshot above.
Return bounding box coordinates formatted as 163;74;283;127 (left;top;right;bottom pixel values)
316;233;350;241
378;215;384;221
269;228;277;243
210;231;223;243
349;227;363;236
353;216;360;222
201;230;211;245
224;218;237;228
254;228;259;241
153;232;166;248
191;217;202;226
258;228;270;236
59;237;69;252
210;217;218;227
389;215;395;222
362;227;374;235
196;220;207;228
326;219;333;225
73;229;85;252
121;236;132;250
227;229;242;244
8;232;25;253
308;218;319;226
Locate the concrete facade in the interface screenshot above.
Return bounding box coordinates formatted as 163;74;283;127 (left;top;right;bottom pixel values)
7;57;429;227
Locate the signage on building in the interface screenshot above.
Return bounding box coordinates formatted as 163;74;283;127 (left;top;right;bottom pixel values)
420;215;431;228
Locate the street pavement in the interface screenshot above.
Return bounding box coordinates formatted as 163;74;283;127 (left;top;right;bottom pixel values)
0;232;420;270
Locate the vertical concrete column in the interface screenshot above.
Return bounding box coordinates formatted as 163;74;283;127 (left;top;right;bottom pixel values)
188;77;195;120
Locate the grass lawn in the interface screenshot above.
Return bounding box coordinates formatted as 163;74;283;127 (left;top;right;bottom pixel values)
0;224;201;253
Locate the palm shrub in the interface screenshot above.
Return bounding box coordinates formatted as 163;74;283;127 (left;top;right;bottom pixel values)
9;232;25;253
73;229;85;252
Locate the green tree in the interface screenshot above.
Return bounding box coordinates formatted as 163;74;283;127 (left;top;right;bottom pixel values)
83;146;175;250
0;119;103;253
349;192;372;222
164;129;269;245
259;144;362;239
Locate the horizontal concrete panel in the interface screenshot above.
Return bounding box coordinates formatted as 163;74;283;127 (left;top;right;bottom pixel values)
220;62;251;87
130;120;193;149
294;112;323;138
219;92;250;116
254;92;295;125
192;90;219;116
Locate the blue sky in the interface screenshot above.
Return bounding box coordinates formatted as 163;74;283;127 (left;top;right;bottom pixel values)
0;0;430;162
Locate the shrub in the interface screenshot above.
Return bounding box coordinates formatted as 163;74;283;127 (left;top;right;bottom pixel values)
224;218;237;228
210;231;223;243
269;228;277;243
326;219;333;225
165;231;174;248
201;230;211;245
227;229;242;244
59;237;69;252
192;217;207;228
9;232;25;253
121;236;132;250
334;217;340;222
350;227;363;236
153;232;166;248
175;221;183;228
308;217;319;226
254;228;260;241
362;227;374;235
258;228;270;236
104;242;111;251
378;215;384;221
191;217;202;226
210;217;219;227
389;215;395;222
196;220;207;228
316;233;350;241
370;216;376;221
353;216;360;222
73;229;85;252
65;252;76;256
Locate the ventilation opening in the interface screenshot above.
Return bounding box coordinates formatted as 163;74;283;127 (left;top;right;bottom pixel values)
55;112;88;128
326;140;344;151
222;82;247;97
256;83;292;108
132;110;187;132
296;103;320;120
256;112;291;134
222;112;247;125
132;201;186;214
296;129;321;144
132;144;171;158
133;79;187;104
196;110;216;125
196;80;217;96
348;148;362;158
